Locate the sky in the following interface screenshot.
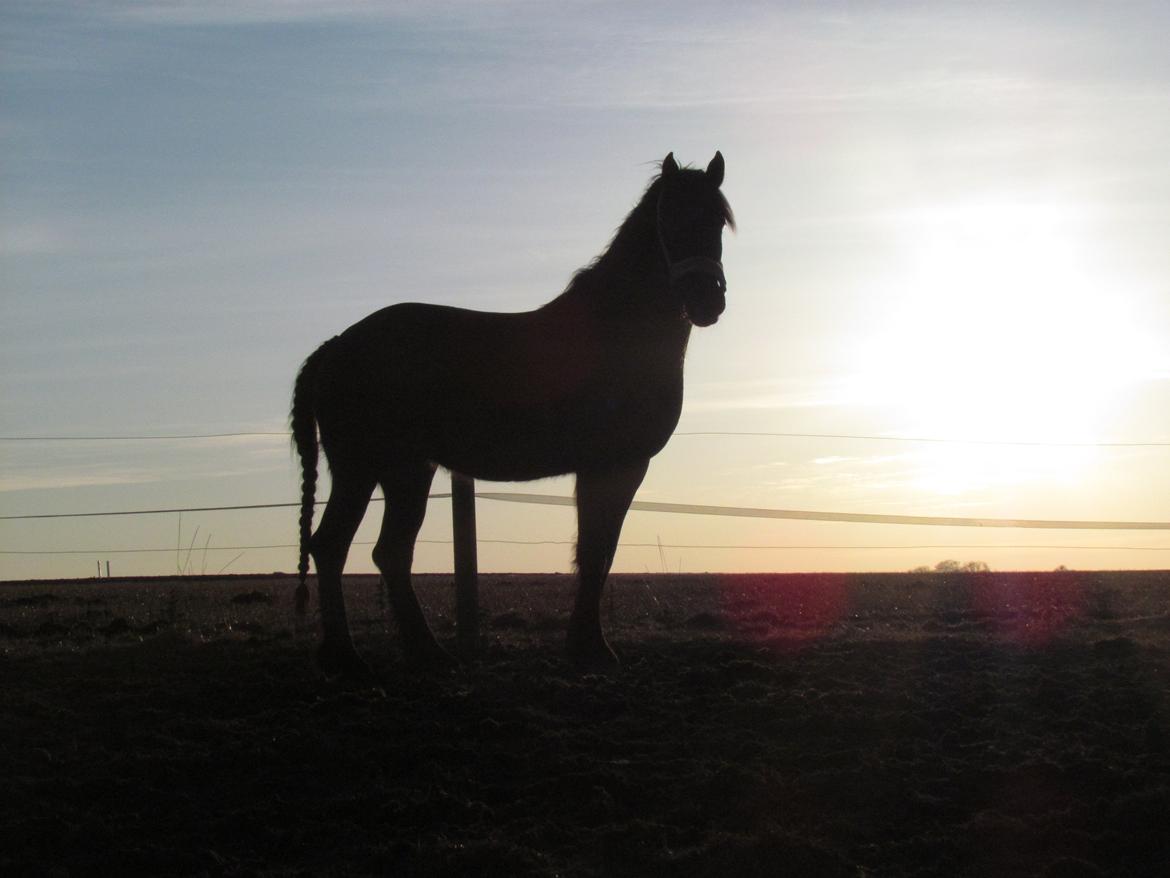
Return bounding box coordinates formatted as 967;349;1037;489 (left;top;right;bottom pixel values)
3;0;1170;581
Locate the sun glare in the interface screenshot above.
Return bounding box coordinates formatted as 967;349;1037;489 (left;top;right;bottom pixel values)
849;200;1161;496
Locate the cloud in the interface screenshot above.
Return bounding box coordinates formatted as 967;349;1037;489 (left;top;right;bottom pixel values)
95;1;413;25
0;223;67;256
683;377;854;413
0;468;160;492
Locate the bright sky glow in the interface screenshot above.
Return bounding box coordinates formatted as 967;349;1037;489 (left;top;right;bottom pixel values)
2;0;1169;579
846;199;1168;495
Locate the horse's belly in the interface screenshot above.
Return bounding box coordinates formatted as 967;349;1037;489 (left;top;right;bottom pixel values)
428;393;681;481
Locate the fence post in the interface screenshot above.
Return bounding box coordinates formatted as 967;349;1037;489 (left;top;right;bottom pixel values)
451;472;479;656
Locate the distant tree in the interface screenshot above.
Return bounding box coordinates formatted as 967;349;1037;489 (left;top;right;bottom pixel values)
910;560;991;574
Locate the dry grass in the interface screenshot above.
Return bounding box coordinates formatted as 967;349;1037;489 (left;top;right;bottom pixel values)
3;571;1169;876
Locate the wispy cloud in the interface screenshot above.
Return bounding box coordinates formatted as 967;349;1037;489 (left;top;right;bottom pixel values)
683;376;856;413
91;1;422;25
0;223;67;256
0;467;161;492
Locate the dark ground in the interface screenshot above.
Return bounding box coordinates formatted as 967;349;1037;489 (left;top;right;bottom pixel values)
2;571;1168;877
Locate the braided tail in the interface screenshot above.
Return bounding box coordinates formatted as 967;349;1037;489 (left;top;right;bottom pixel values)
290;339;332;617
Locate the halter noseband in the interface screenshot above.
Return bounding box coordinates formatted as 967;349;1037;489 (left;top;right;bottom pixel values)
656;190;727;293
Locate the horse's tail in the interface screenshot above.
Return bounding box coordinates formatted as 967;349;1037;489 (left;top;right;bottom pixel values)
290;338;333;618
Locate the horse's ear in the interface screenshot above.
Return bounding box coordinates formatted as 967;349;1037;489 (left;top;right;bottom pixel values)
706;151;725;187
662;152;679;176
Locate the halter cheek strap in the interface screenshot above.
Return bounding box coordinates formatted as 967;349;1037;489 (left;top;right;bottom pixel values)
656;191;727;292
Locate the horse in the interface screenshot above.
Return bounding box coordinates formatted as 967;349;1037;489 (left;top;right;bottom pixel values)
291;152;734;675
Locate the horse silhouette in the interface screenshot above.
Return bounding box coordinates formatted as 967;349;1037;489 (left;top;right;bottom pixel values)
292;152;734;675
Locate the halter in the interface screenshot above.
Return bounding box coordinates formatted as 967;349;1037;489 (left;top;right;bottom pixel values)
655;189;727;293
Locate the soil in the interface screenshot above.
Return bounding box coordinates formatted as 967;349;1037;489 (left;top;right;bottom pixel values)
2;571;1169;876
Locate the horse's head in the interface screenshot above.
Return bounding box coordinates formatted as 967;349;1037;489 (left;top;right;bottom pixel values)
657;151;735;327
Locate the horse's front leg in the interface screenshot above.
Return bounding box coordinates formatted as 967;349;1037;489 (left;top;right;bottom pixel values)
569;459;649;669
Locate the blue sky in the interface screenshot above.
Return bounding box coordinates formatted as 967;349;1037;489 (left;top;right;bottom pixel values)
3;0;1169;579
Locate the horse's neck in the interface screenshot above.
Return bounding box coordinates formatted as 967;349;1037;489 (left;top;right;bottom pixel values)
553;266;685;333
541;287;689;398
543;212;693;358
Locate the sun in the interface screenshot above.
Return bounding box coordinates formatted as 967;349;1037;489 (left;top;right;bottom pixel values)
848;199;1160;496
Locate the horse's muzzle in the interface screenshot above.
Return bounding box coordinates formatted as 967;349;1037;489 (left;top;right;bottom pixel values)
683;287;726;326
671;258;727;327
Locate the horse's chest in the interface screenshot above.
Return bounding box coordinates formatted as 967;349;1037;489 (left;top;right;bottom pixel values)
572;372;683;458
594;383;677;431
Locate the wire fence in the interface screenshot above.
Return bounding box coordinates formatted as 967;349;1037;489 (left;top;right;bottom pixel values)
4;490;1170;529
5;542;1170;557
3;430;1169;447
3;493;1169;565
3;428;1169;572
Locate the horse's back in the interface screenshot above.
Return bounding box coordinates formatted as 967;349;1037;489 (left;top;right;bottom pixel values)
326;301;573;402
312;299;683;480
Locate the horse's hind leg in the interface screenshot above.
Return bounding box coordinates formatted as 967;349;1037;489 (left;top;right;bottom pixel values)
373;461;451;667
310;469;376;677
569;459;649;669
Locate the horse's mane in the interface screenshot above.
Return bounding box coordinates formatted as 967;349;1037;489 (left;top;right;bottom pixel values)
563;161;734;302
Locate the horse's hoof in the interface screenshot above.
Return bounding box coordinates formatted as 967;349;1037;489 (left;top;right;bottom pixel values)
317;644;374;682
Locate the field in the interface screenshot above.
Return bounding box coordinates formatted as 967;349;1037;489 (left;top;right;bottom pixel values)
3;570;1169;876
